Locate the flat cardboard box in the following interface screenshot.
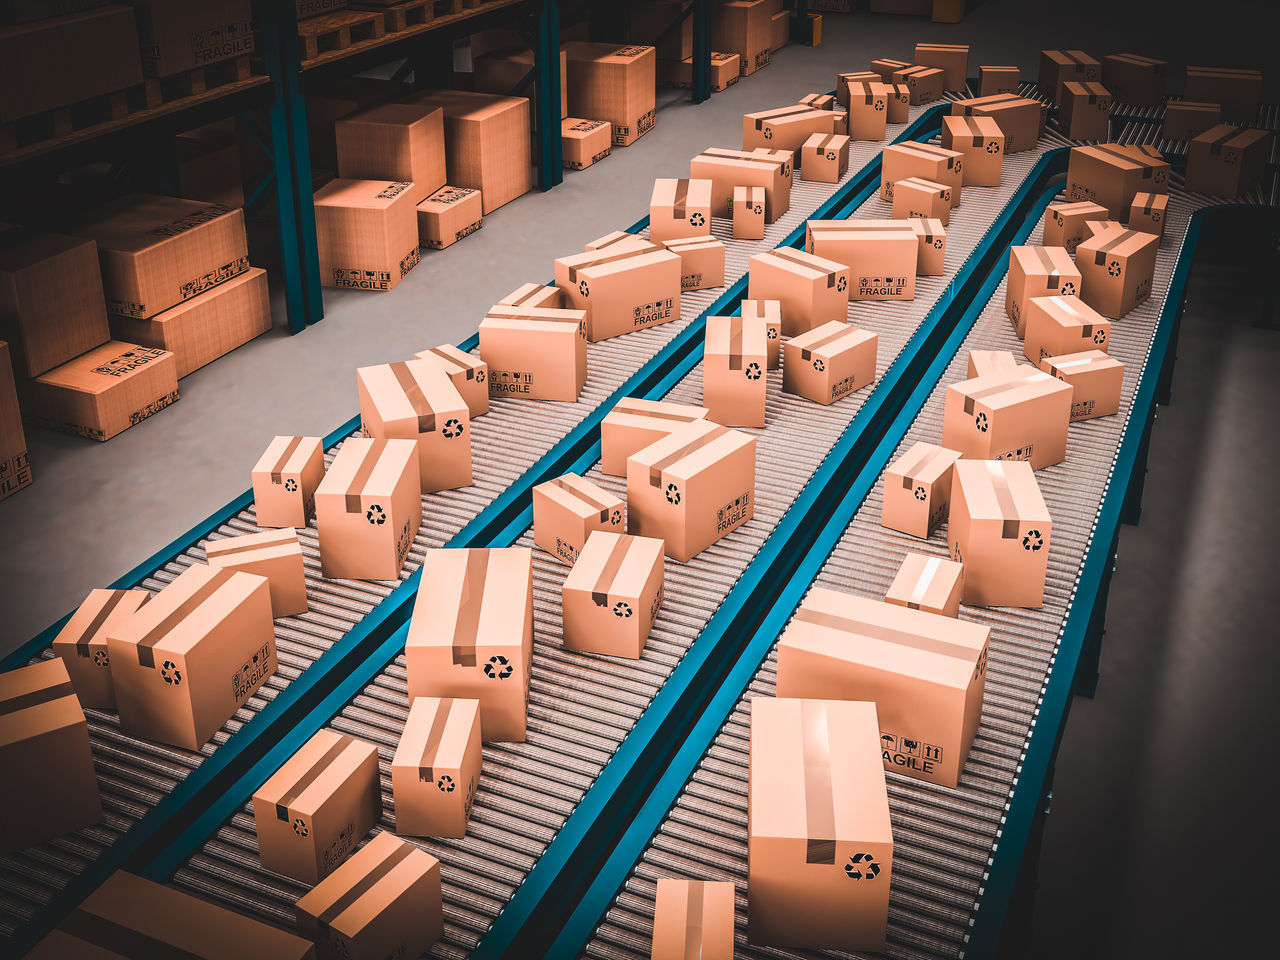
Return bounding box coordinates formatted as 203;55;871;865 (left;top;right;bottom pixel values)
416;185;484;250
600;396;709;476
800;133;850;183
498;281;564;307
940;115;1005;187
881;441;962;539
206;528;308;619
627;419;756;562
1163;101;1221;142
907;217;946;275
783;320;877;405
748;248;849;334
892;64;943;105
414;344;488;418
948;459;1052;607
0;341;30;501
564;42;657;146
1059;81;1111;141
663;235;725;293
252;435;325;529
314;438;422;581
334;103;445;208
562;117;613;170
1185;124;1272;199
657;51;741;91
1184;66;1263;123
474;44;567;125
733;185;767;240
649;178;714;242
134;0;254;78
106;564;275;749
51;587;150;709
882;142;963;205
870;57;910;82
1024;294;1111;365
555;245;681;342
691;147;791;222
1040;349;1124;421
562;531;665;658
1006;246;1081;338
950;94;1046;153
391;696;481;838
1042;200;1108;255
886;553;965;618
1076;225;1159;318
1102;54;1167;107
967;349;1021;381
776;591;988;786
253;729;380;884
1127;190;1168;238
748;697;891;951
843;81;889;142
914;42;968;90
703;314;768;427
892;176;952;225
979;64;1020;97
711;0;773;77
1065;143;1170;218
296;831;442;960
478;309;587;402
742;105;837;153
533;472;626;564
652;878;734;960
405;548;534;742
314;180;420;292
942;370;1073;470
1038;49;1100;103
742;298;782;369
805;222;918;302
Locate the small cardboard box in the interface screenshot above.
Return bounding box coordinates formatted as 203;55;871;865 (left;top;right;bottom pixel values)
562;117;613;170
1042;200;1108;255
358;359;471;494
206;528;308;619
658;52;742;92
0;341;31;501
52;587;150;709
564;42;657;146
882;142;963;205
914;42;969;90
1024;295;1111;365
691;148;791;222
314;438;422;581
252;435;325;529
886;553;965;618
651;878;734;960
907;218;946;275
1040;349;1124;422
0;658;100;852
843;81;890;141
1006;246;1081;338
1163;101;1221;142
703;314;769;427
1185;124;1272;199
601;397;710;476
948;459;1052;607
776;590;988;786
24;341;179;441
783;320;877;405
297;831;442;960
533;472;626;564
1127;191;1168;237
800;133;850;183
892;64;944;105
134;0;254;78
107;565;276;750
742;105;837;153
978;64;1020;97
414;344;489;418
886;81;911;123
253;729;380;884
806;222;918;302
555;244;682;342
1065;143;1170;218
663;235;725;292
335;103;446;206
562;531;665;658
967;349;1021;381
405;548;534;742
950;94;1046;153
799;93;837;112
836;71;882;107
892;176;953;225
391;696;481;838
649;178;714;242
1059;81;1111;141
881;441;962;539
1076;225;1159;318
1184;66;1263;123
748;697;891;951
732;185;766;240
742;298;782;369
498;281;564;307
870;57;911;82
942;370;1073;470
1102;54;1167;107
1038;49;1100;103
315;180;420;292
940;115;1005;187
416;185;483;250
748;248;849;334
627;420;756;563
478;309;587;402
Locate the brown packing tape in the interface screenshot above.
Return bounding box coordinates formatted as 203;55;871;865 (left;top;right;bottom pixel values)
73;589;135;658
613;401;702;425
893;444;936;491
270;436;304;484
417;697;455;785
390;362;438;435
1092;229;1136;266
683;882;705;960
795;606;979;661
1031;246;1062;288
1094;144;1159;177
0;679;77;717
450;550;489;667
345;439;389;513
206;533;298;560
552;477;613;521
274;734;357;822
801;700;837;864
727;316;744;372
429;346;476;380
985;461;1023;539
136;568;238;669
316;840;417;941
591;535;633;607
1206;126;1239;155
648;426;730;488
672;178;689;219
60;908;206;960
565;246;652;285
799;325;852;362
961;371;1039;415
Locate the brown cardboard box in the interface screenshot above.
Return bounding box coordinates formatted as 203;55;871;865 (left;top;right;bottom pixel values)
303;75;408;171
885;82;911;123
1102;54;1167;107
950;94;1046;153
940;115;1004;187
252;435;325;529
564;42;657;146
314;438;421;581
358;359;471;494
1040;349;1123;421
1042;200;1108;255
733;185;766;240
51;587;150;709
405;548;534;742
652;878;734;960
1023;295;1111;364
601;397;709;477
703;314;768;427
414;344;488;418
297;831;442;960
712;0;773;77
583;232;655;255
948;459;1052;607
742;298;782;369
657;51;741;91
29;870;315;959
109;266;269;379
1065;143;1170;218
881;441;961;539
1163;101;1221;142
742;105;837;153
1038;49;1100;103
106;564;275;749
748;248;849;334
914;42;968;90
978;64;1020;97
663;236;725;292
533;472;626;564
1059;81;1111;141
206;528;308;619
1184;66;1263;123
967;349;1021;380
0;658;100;852
1185;124;1272;199
843;81;889;142
776;591;988;787
691;147;791;222
870;58;910;83
886;552;964;618
134;0;254;78
799;93;837;112
892;176;953;225
562;118;613;170
74;195;249;319
942;370;1073;469
783;320;877;406
769;7;788;51
806;222;918;302
800;133;850;183
474;45;567;124
555;245;681;342
882;141;963;205
498;281;564;307
1006;245;1081;337
314;180;420;292
627;0;691;61
416;185;484;250
478;308;586;402
1127;191;1167;237
0;229;109;378
1076;224;1159;319
391;696;481;838
253;729;380;884
649;178;713;242
627;419;756;562
836;70;882;107
562;531;665;658
892;64;944;105
748;697;891;951
900;218;945;276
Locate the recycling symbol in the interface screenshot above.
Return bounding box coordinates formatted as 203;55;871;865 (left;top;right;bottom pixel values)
914;485;927;501
1060;281;1077;296
1022;529;1044;551
837;276;847;292
753;204;763;215
665;483;681;506
954;159;963;172
366;504;387;525
845;853;881;881
813;357;825;372
975;411;989;432
292;818;308;837
475;369;486;384
744;362;762;380
93;650;110;667
934;238;944;249
1150;211;1162;223
161;660;182;686
826;150;836;161
284;478;298;492
1092;329;1107;344
763;128;773;140
442;418;463;439
1154;169;1167;184
689;212;705;227
437;775;455;793
1223;151;1238;165
578;280;590;297
613;601;633;619
1107;260;1122;277
610;508;622;525
484;655;513;680
986;141;1001;154
766;326;778;339
907;76;917;87
874;98;885;111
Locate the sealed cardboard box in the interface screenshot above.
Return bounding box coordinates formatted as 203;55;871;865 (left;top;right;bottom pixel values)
478;308;587;402
663;235;725;292
0;342;31;501
950;94;1046;153
1185;124;1272;199
768;7;788;51
601;397;709;476
52;587;150;709
703;314;768;427
1076;225;1159;318
907;217;946;275
314;438;421;581
335;103;446;206
882;142;963;205
942;370;1073;469
742;105;837;152
358;359;471;493
1163;101;1220;142
314;180;419;292
886;81;911;123
564;42;657;146
297;831;442;960
748;248;849;334
1038;49;1100;103
405;548;534;742
1006;246;1081;338
940;115;1005;186
948;459;1051;607
783;320;877;406
733;185;766;240
1040;349;1124;421
800;133;850;183
474;44;567;124
806;222;917;302
414;344;488;418
742;298;782;369
979;64;1020;97
556;246;681;342
657;51;741;91
416;185;483;250
627;419;756;562
843;81;889;141
533;472;626;564
134;0;254;78
562;117;613;170
1042;200;1108;255
1102;54;1167;107
498;280;564;306
1023;294;1111;364
882;441;961;539
776;591;988;786
206;528;308;619
1127;190;1168;237
711;0;773;76
799;93;837;112
967;349;1021;380
253;435;325;529
562;531;665;658
837;71;882;107
582;233;656;256
652;878;734;960
649;178;713;242
892;64;944;105
914;42;968;90
691;148;791;221
0;658;100;852
748;697;891;951
253;729;380;884
391;696;481;838
1059;81;1111;141
1184;66;1263;123
870;58;911;83
107;564;275;749
886;552;965;618
892;176;953;225
1065;143;1170;218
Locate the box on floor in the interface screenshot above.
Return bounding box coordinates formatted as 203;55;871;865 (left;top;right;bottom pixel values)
561;118;612;170
563;42;656;146
314;179;420;292
416;185;484;250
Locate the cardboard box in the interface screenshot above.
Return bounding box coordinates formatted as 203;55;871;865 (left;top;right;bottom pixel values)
733;185;766;240
0;341;30;501
415;185;483;250
886;552;965;618
769;7;788;51
703;314;768;427
1102;54;1167;107
712;0;773;77
1040;349;1124;421
51;587;150;710
1076;224;1159;318
498;281;564;306
314;437;421;581
885;82;911;123
950;94;1046;153
555;244;681;342
391;696;481;838
0;658;100;852
562;117;613;170
106;564;275;749
742;298;782;369
649;178;713;242
881;441;961;539
74;195;248;319
297;831;442;960
302;75;408;171
1163;101;1221;142
1042;200;1108;255
657;51;741;91
870;58;910;83
479;308;586;402
627;0;690;61
564;42;657;146
601;397;709;476
806;222;917;302
742;105;837;153
1023;294;1111;365
1006;245;1081;338
907;217;946;275
800;133;850;183
691;147;792;222
663;235;725;292
842;81;889;142
914;42;968;90
652;878;734;960
978;64;1020;97
533;472;626;564
582;232;654;256
942;369;1073;470
783;320;877;406
892;64;944;105
1185;124;1272;199
892;176;953;225
1058;81;1111;141
799;93;837;112
474;44;567;125
776;591;988;786
748;697;891;951
1065;143;1170;218
562;531;665;658
882;141;963;205
948;459;1052;607
1038;49;1100;103
836;70;882;107
132;1;254;77
206;528;308;619
1126;191;1167;238
253;729;380;884
314;180;419;292
940;115;1004;187
405;547;534;742
413;344;488;418
252;435;325;529
627;419;756;562
1184;66;1263;123
748;248;849;334
967;349;1021;380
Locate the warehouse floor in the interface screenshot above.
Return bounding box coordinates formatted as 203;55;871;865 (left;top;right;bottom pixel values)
0;2;1274;955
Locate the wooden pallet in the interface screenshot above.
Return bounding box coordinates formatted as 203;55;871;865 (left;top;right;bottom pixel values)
0;81;161;154
298;9;386;62
353;0;433;33
158;57;254;101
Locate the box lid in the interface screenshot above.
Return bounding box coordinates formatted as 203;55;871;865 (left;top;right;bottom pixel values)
1075;143;1167;174
789;320;873;360
651;178;714;212
745;105;830;126
562;41;655;65
898;176;949;194
1044;49;1098;66
314;179;414;210
254;728;376;819
1064;80;1109;99
556;243;667;283
534;472;623;523
953;369;1073;415
942;114;1004;141
34;342;172;396
498;281;563;306
1029;294;1108;331
1165;100;1221;114
954;93;1040;111
917;42;969;53
1077;226;1159;262
317;437;418;504
907;217;947;243
662;235;724;254
253;435;322;482
342;102;441;130
392;696;479;782
408;547;533;656
479;314;581;336
740;299;780;323
417;185;480;214
205;528;301;564
897;64;943;78
485;304;586;324
608;396;709;428
706;314;767;363
1049;200;1108;217
51;588;150;658
415;344;484;378
0;658;83;749
886;441;961;486
1131;191;1168;211
1193;123;1271;151
1186;66;1262;79
753;246;843;281
631;419;754;485
1040;349;1123;377
886;142;962;165
564;531;664;604
1106;53;1165;67
1011;245;1078;280
562;118;611;142
358;359;467;432
953;458;1050;524
887;553;966;613
73;195;240;255
802;132;850;152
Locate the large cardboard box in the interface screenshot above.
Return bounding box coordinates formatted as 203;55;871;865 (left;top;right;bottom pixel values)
391;696;481;838
663;235;725;292
881;441;961;539
978;64;1021;97
415;185;483;250
1040;349;1124;422
741;105;837;153
743;297;782;369
474;45;567;124
748;248;849;334
564;42;657;146
562;531;665;658
703;313;768;427
806;222;918;302
940;115;1004;187
692;147;792;222
914;42;968;90
1102;54;1166;107
892;176;952;225
1059;81;1111;141
600;396;709;477
1006;245;1081;338
1184;66;1263;123
533;472;626;564
1075;224;1159;319
1024;294;1111;364
0;342;31;501
649;178;713;242
478;308;586;402
907;217;946;275
712;0;774;77
252;435;325;529
206;528;308;619
561;117;613;170
658;51;741;91
1042;200;1108;255
1065;143;1170;218
1038;49;1100;103
748;697;891;951
1163;101;1221;142
800;133;850;183
555;244;681;342
314;180;420;293
942;370;1073;469
52;587;150;709
106;564;275;749
405;548;534;742
892;64;944;105
950;94;1046;153
335;104;446;207
1184;124;1272;199
652;877;734;960
253;729;380;884
1128;190;1168;237
843;81;890;142
414;343;488;418
133;0;254;78
732;185;766;240
882;141;963;205
886;552;964;618
783;320;877;405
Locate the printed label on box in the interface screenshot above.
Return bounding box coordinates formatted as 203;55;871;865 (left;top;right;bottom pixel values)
180;256;251;303
129;389;180;427
334;267;392;290
881;730;943;774
231;641;273;703
634;297;675;327
491;369;534;394
716;490;751;533
92;346;168;377
147;204;233;238
857;275;909;297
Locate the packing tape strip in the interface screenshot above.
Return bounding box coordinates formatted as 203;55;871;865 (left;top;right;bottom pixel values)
61;907;206;960
0;679;77;717
206;531;298;560
683;881;705;960
671;178;689;219
796;605;979;660
1091;228;1136;266
274;733;356;822
136;568;237;669
893;443;937;491
551;476;615;522
1031;245;1063;286
316;840;418;941
390;361;438;435
428;346;477;380
728;316;744;372
270;436;304;484
591;535;632;607
907;556;943;608
345;438;388;513
799;324;852;362
648;426;730;488
801;700;837;864
450;550;489;667
72;589;139;659
417;696;456;784
986;461;1024;539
